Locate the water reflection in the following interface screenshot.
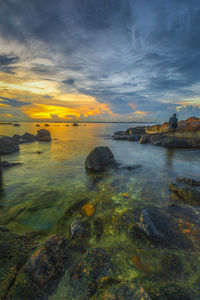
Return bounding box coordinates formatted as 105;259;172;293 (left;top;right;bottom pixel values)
165;148;175;168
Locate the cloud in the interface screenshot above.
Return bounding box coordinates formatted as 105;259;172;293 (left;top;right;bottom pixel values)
0;0;200;121
0;97;31;107
0;54;19;73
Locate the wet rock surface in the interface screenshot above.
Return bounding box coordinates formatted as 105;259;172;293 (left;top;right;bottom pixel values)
70;247;111;299
0;136;19;155
37;129;51;142
96;281;151;300
85;147;116;171
3;234;71;300
169;182;200;206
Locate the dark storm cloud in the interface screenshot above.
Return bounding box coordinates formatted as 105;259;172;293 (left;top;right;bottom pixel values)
0;54;19;73
0;0;200;120
0;97;31;107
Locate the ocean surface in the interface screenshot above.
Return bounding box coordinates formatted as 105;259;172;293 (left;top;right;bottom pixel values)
1;122;200;298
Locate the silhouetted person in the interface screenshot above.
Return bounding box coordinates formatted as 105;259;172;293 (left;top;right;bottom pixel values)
169;113;178;130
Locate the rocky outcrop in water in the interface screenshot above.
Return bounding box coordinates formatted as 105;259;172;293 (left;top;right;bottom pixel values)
113;126;145;141
37;129;51;142
85;146;116;171
169;182;200;206
140;116;200;148
1;160;23;168
13;132;38;144
0;136;19;154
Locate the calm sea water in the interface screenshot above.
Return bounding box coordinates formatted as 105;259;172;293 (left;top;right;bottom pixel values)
1;122;200;298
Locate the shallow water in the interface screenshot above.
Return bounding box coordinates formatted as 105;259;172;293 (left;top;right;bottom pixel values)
1;122;200;299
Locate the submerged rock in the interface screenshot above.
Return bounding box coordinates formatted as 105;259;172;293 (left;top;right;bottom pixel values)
37;129;51;142
81;203;95;217
1;160;23;168
70;219;91;240
169;182;200;206
70;247;111;299
85;146;116;171
131;206;193;248
177;177;200;186
96;281;151;300
0;136;19;154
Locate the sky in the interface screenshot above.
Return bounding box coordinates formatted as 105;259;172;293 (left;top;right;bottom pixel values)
0;0;200;122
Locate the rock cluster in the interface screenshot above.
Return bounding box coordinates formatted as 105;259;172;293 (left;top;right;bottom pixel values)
0;130;51;155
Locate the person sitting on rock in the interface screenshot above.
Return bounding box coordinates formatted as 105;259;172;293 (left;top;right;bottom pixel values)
169;113;178;130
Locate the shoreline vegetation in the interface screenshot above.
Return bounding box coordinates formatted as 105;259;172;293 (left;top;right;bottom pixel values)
0;116;200;299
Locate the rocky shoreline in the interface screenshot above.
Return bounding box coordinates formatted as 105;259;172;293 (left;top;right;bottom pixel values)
0;129;51;155
0;121;200;299
113;116;200;148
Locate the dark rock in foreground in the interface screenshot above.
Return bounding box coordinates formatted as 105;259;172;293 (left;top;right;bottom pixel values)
70;247;111;299
85;146;116;171
37;129;51;142
0;136;19;155
7;234;70;300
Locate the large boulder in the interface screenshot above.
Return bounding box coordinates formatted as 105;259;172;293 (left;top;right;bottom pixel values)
0;136;19;154
85;146;116;171
37;129;51;142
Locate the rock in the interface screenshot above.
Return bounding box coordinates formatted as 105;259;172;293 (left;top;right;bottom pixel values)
177;177;200;186
0;136;19;154
143;116;200;148
137;209;165;243
1;161;22;168
36;124;40;127
73;123;79;126
122;193;130;198
0;229;37;299
126;126;145;135
128;134;141;141
81;203;95;217
25;235;70;288
70;220;91;239
9;234;71;299
70;247;111;299
113;135;128;140
140;133;200;148
85;146;116;171
13;123;20;127
44;124;49;126
22;132;38;142
37;129;51;142
139;134;151;144
13;132;38;144
131;206;192;248
114;131;126;136
96;281;151;300
169;182;200;206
